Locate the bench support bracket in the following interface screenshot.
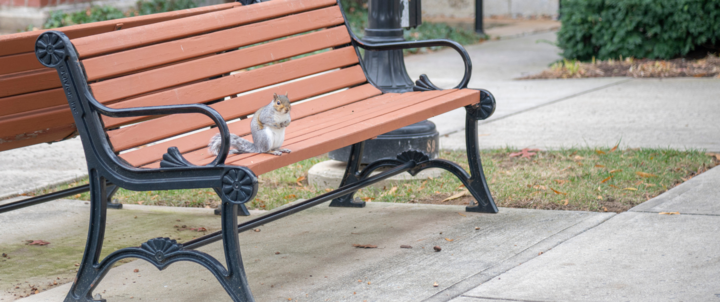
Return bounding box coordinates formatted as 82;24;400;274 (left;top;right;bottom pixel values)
329;142;367;208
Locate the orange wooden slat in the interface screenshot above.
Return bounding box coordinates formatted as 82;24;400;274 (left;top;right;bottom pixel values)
107;66;368;152
0;125;76;152
82;6;346;81
0;52;45;76
0;105;75;148
120;84;382;167
101;47;359;128
73;0;337;59
238;90;480;175
0;88;66;118
178;91;432;165
0;2;241;57
0;69;59;98
88;26;351;103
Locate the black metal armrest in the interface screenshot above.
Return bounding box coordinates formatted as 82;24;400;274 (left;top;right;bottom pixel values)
82;90;232;166
351;38;472;90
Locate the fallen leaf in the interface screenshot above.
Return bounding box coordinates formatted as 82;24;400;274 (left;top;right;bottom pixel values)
595;164;606;168
562;199;569;206
574;155;585;160
400;245;412;249
284;194;297;199
644;183;656;187
133;269;139;273
509;148;539;158
597;195;603;200
253;228;261;232
137;200;144;205
609;169;623;174
636;172;657;178
610;144;619;152
325;188;333;192
659;212;680;215
381;186;398;197
457;212;466;217
352;244;378;249
363;197;375;202
706;152;720;161
550;188;567;195
624;187;638;191
442;190;469;202
27;240;50;246
296;176;306;183
601;176;613;183
457;184;465;189
596;150;606;155
445;238;454;242
474;227;480;230
554;179;570;185
190;227;207;232
609;184;619;188
433;246;442;252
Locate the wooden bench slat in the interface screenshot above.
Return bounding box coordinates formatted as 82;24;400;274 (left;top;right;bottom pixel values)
0;52;45;76
0;2;241;57
107;66;367;152
82;6;345;82
73;0;337;59
0;88;66;118
0;69;59;98
180;91;441;165
0;124;76;152
101;47;359;128
120;84;382;167
88;26;351;103
236;89;480;175
0;104;75;150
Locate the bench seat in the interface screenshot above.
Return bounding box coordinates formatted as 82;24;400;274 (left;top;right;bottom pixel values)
31;0;499;300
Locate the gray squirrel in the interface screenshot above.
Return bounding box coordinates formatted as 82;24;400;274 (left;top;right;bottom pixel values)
208;93;292;156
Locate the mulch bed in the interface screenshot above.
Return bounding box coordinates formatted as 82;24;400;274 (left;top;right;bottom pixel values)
521;54;720;79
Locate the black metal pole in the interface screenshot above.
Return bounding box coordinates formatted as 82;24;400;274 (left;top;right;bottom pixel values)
0;184;90;214
475;0;484;35
329;0;440;164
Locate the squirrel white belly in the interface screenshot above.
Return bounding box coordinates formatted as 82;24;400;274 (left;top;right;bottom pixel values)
208;93;292;156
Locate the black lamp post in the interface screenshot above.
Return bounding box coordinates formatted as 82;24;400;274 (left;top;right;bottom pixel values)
329;0;440;164
475;0;484;35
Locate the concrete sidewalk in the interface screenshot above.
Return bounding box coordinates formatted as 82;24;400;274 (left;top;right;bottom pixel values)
453;166;720;302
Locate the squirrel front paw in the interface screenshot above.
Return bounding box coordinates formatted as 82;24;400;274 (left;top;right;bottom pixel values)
267;151;283;156
277;148;292;153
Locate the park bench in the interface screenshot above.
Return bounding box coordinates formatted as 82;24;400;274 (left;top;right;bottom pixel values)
28;0;498;300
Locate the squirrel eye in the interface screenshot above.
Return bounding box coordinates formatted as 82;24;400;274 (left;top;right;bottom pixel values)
276;101;280;105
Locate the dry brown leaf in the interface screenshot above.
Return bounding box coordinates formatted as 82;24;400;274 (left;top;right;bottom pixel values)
596;150;606;155
325;188;333;192
574;155;585;160
610;144;619;152
381;186;398;197
562;199;569;206
595;164;606;168
284;194;297;199
624;187;638;191
554;179;570;185
444;238;454;242
609;169;623;174
352;244;378;249
601;176;613;183
458;212;466;217
400;245;412;249
27;240;50;246
363;197;375;202
706;152;720;161
296;176;306;183
636;171;658;178
659;212;680;215
550;188;567;195
442;190;469;202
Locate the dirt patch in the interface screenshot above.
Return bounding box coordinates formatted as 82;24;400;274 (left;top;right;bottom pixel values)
521;54;720;79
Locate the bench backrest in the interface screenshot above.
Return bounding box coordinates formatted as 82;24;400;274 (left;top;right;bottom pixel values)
59;0;367;168
0;2;242;152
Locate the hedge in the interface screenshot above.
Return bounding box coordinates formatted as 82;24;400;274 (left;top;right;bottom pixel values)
557;0;720;61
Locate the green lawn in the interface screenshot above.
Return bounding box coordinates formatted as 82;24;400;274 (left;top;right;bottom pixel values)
31;148;717;213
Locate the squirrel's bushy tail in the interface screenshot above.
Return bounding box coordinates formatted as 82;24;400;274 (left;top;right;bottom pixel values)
208;133;261;156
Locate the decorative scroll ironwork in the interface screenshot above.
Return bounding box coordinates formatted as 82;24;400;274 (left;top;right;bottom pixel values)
160;147;195;168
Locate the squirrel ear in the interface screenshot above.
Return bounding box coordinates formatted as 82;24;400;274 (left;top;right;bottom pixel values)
285;92;289;98
273;93;279;99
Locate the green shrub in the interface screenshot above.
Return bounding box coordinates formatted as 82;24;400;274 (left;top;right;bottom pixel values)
44;0;197;29
557;0;720;61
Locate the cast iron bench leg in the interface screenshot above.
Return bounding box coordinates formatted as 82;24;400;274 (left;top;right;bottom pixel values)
329;141;367;208
104;181;122;209
65;172;254;302
463;104;499;213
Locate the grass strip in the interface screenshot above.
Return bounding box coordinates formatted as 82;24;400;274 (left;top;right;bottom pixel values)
28;148;718;213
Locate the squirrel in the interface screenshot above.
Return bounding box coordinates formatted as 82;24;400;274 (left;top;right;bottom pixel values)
208;93;292;156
